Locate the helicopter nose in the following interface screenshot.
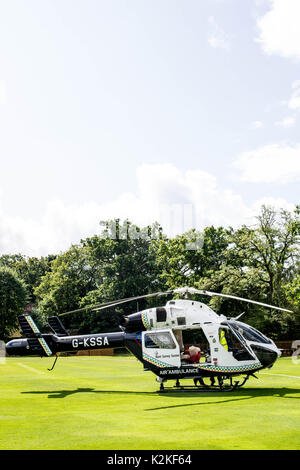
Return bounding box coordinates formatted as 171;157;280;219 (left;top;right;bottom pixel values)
251;345;279;368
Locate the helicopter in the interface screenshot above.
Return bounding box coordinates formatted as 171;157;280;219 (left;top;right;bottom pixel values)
5;286;294;392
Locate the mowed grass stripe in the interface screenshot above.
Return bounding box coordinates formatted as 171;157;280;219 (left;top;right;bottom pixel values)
17;363;46;375
261;372;300;379
0;356;299;450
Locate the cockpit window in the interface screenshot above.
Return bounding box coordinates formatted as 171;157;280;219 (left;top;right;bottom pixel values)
229;321;272;344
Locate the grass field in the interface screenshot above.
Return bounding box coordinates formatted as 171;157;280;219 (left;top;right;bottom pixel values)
0;355;299;450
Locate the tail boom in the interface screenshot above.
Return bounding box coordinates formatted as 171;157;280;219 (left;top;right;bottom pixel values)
6;331;125;357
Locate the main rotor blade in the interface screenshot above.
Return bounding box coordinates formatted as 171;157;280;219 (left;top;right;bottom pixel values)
58;285;294;317
175;286;294;313
58;290;174;317
92;290;174;312
58;296;139;317
58;304;106;317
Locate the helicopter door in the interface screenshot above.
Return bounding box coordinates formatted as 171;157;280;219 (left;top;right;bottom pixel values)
219;323;255;362
142;329;181;368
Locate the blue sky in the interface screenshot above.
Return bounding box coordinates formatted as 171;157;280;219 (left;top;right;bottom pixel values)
0;0;299;255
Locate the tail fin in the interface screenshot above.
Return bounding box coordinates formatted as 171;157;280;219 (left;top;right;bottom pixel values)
48;316;68;336
18;314;41;338
18;314;52;357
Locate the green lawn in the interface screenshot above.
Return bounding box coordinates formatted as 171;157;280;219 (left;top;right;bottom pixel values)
0;355;299;450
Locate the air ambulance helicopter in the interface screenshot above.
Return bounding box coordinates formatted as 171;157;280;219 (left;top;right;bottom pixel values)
5;286;293;392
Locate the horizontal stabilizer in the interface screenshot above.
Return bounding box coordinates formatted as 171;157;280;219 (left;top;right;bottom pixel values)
27;337;52;357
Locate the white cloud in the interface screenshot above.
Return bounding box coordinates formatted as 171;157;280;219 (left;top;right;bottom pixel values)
256;0;300;61
0;81;6;105
275;116;296;127
252;196;295;215
207;16;231;50
288;81;300;109
250;120;264;129
1;163;289;257
233;143;300;183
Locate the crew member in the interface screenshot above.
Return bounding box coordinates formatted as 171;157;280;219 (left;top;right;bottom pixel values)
181;345;201;363
219;329;228;351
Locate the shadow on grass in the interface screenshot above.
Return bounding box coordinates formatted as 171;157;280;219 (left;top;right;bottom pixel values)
22;388;153;398
21;386;300;409
147;387;300;410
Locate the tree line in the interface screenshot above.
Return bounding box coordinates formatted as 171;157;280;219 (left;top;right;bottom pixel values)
0;205;299;342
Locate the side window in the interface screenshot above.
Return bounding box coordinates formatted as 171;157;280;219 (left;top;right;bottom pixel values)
144;332;176;349
219;327;241;351
156;308;167;322
218;327;254;361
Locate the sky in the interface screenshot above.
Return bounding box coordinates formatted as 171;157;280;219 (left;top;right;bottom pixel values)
0;0;300;256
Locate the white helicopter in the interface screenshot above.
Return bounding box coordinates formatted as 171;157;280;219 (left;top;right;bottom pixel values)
6;286;293;392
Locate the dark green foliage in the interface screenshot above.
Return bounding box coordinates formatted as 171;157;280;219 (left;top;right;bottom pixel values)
1;206;299;340
34;220;162;333
152;226;229;289
0;254;55;303
196;206;300;339
0;267;28;340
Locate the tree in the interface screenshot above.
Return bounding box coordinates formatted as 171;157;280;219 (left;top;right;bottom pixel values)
285;275;300;311
77;219;162;333
15;256;56;303
197;265;276;334
153;226;229;289
34;244;97;321
197;205;300;339
284;275;300;338
0;254;55;303
35;219;162;333
228;205;300;305
0;267;28;340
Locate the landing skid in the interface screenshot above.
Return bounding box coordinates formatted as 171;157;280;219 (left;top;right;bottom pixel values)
157;375;251;393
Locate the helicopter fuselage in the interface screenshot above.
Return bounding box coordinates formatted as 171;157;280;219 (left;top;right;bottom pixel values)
5;299;281;390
